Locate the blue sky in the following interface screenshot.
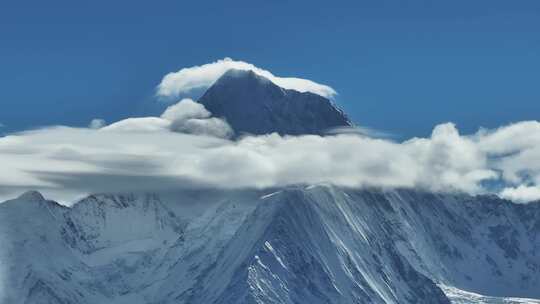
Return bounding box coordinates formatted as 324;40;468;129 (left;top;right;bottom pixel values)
1;0;539;139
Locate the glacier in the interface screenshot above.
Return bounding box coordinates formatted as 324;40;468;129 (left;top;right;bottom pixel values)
1;186;539;303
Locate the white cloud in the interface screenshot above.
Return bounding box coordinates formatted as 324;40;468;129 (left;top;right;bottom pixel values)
475;121;540;186
159;98;233;138
500;185;540;203
88;119;106;129
102;117;171;132
476;121;540;155
1;118;540;204
102;99;233;138
160;98;210;121
169;117;232;139
404;123;498;194
156;58;337;99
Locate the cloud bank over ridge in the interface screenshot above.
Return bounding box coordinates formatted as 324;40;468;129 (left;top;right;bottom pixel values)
1;115;539;203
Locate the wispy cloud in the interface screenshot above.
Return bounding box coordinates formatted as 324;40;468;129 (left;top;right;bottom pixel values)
325;126;395;139
156;58;337;99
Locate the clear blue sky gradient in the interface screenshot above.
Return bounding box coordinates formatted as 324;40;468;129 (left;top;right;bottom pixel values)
1;0;539;139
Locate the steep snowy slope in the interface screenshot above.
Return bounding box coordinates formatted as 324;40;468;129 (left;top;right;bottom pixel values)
1;186;539;303
198;69;351;135
171;186;540;304
178;188;449;304
0;190;264;304
0;191;100;304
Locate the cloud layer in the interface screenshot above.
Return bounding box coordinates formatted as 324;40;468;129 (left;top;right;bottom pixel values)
156;58;337;99
1;113;539;204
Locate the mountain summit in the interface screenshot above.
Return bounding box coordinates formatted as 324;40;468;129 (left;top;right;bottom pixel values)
197;69;351;135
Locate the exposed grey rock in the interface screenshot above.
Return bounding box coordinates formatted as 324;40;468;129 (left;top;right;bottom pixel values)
198;69;351;136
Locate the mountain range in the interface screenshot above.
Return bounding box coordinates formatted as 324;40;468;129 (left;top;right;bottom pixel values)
1;70;539;304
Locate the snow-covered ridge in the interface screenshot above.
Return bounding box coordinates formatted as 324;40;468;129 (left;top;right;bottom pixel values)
1;186;539;303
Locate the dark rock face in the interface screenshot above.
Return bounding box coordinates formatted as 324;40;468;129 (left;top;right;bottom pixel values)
197;69;351;136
